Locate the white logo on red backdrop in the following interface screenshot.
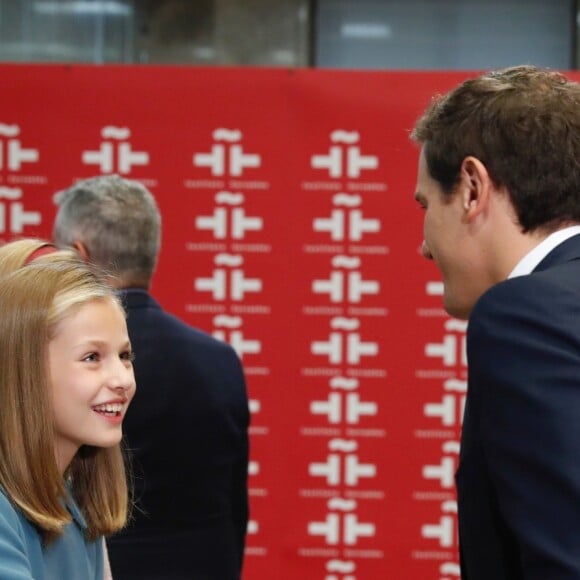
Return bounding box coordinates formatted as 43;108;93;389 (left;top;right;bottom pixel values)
313;194;380;242
325;559;356;580
299;129;386;580
439;562;461;579
196;192;263;240
424;378;466;428
422;441;459;489
308;497;375;545
193;129;260;177
311;378;378;425
0;187;41;234
415;280;465;576
212;314;261;359
421;500;458;548
82;126;149;174
313;256;379;303
247;397;262;540
309;439;377;487
425;319;467;367
189;128;271;559
311;317;379;366
0;124;39;171
311;131;378;179
0;123;43;238
195;253;262;301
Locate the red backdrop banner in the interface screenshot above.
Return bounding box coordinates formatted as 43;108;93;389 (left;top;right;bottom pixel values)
3;65;575;579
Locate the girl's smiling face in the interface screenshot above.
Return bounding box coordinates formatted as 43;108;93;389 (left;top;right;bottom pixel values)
48;297;136;472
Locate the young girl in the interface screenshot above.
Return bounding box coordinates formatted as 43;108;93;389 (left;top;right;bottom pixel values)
0;257;135;579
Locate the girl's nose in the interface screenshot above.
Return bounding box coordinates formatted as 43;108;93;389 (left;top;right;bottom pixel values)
107;361;136;395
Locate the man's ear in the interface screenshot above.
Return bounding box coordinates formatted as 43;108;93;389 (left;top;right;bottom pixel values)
459;156;493;222
72;241;90;262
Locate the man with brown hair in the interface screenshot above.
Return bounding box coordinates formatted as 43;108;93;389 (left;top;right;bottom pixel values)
412;65;580;578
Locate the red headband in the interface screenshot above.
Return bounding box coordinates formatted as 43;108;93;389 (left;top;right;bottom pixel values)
24;243;58;265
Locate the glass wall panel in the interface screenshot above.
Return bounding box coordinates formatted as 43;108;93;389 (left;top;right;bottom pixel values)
316;0;574;70
0;0;135;63
0;0;310;66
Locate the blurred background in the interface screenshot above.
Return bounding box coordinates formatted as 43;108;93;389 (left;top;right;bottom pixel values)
0;0;576;70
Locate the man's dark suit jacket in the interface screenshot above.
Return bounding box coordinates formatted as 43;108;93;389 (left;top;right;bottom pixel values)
458;234;580;579
107;290;250;580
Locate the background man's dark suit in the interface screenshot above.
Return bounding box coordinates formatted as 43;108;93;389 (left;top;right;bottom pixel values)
107;289;250;580
458;234;580;579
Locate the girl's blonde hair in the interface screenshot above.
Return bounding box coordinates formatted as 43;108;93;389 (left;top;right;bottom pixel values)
0;257;131;542
0;238;84;281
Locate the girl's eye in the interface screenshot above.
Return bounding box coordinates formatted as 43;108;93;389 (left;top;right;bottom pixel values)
82;353;99;362
121;351;135;362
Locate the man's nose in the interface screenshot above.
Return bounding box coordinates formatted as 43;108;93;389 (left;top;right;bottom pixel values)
421;240;433;260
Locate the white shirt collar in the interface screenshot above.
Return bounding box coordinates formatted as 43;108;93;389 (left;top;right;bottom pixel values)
508;225;580;278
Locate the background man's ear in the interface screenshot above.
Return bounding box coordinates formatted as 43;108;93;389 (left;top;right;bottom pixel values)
72;241;90;262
